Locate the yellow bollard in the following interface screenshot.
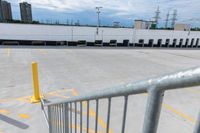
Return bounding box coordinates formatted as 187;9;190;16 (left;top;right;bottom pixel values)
31;62;41;103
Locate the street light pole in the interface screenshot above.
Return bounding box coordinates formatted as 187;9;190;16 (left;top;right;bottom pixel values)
96;7;102;35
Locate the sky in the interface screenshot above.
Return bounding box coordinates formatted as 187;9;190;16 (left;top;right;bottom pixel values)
8;0;200;27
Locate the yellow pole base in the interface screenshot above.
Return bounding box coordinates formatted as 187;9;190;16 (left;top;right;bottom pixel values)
30;96;41;103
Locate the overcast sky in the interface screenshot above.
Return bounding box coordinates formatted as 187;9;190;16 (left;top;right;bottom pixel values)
8;0;200;27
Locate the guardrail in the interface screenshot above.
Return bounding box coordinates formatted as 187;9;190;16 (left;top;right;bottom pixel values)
41;67;200;133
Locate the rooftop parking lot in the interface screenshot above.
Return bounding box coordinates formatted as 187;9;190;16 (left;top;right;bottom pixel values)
0;46;200;133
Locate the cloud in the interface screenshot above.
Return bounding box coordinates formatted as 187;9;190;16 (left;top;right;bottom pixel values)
8;0;200;27
14;0;156;13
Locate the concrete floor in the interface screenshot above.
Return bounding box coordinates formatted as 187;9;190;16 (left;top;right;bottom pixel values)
0;46;200;133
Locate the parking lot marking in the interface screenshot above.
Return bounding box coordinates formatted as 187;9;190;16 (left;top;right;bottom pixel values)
71;124;104;133
18;114;31;119
6;49;10;57
0;109;10;115
47;92;70;99
0;89;73;103
38;49;47;55
187;88;200;95
0;88;108;132
0;88;196;128
5;88;195;130
144;93;196;124
163;103;196;124
72;89;114;133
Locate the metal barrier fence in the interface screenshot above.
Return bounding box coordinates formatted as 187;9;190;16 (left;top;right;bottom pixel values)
41;67;200;133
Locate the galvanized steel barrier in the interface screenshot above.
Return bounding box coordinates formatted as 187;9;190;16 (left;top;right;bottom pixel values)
41;67;200;133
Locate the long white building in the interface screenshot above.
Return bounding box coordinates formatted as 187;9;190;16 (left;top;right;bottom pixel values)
0;23;200;47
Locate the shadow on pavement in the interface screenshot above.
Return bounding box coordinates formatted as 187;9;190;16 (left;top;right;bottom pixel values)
0;114;29;129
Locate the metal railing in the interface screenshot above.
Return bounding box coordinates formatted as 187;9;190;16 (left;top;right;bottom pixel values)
41;67;200;133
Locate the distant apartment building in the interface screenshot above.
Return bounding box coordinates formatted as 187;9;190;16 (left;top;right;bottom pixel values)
20;2;32;23
0;0;3;21
134;20;155;29
113;22;120;28
1;0;12;21
134;20;146;29
174;23;191;31
0;0;12;21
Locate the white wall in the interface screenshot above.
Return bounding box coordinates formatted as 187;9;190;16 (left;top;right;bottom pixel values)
135;29;200;46
0;23;200;45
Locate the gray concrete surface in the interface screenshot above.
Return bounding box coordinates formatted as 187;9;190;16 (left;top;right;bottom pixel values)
0;46;200;133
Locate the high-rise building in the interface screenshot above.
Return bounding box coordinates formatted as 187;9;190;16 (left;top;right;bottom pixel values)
20;2;32;23
0;0;4;21
1;0;12;21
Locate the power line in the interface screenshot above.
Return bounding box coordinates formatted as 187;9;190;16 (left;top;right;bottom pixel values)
153;6;160;26
171;10;177;28
165;11;170;28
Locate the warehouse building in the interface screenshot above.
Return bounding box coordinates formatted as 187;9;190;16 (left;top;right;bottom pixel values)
174;23;191;31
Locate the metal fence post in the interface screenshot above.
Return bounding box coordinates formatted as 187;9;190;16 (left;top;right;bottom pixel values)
48;106;52;133
142;88;165;133
64;103;69;133
194;110;200;133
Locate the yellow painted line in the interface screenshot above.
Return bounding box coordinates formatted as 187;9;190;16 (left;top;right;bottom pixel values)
43;88;74;98
0;88;196;127
50;122;103;133
144;93;196;124
0;109;11;115
6;49;10;57
55;89;74;93
0;96;30;103
72;89;114;133
56;89;113;133
0;89;73;103
0;99;13;103
186;88;200;95
38;49;47;55
163;103;196;124
18;114;31;119
17;96;33;103
71;124;103;133
47;92;70;99
71;89;79;96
